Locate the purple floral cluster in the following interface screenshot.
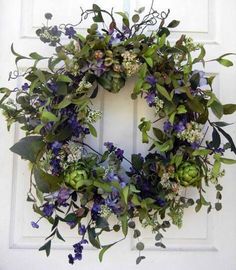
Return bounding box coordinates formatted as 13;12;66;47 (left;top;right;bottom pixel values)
144;75;158;107
104;142;124;161
68;239;88;264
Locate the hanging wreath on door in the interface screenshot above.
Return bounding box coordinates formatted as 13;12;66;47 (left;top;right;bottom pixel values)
0;2;236;265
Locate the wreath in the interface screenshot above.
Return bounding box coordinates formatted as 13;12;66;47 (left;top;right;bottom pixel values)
1;3;236;265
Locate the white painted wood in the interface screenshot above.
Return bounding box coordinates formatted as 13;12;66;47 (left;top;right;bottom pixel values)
0;0;236;269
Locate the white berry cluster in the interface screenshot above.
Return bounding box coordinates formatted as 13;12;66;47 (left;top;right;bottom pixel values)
39;29;60;43
63;141;83;167
76;77;92;93
154;97;164;113
87;109;102;123
177;121;203;144
121;51;140;77
99;205;112;219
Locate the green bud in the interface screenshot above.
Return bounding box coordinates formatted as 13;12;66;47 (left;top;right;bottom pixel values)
176;162;201;187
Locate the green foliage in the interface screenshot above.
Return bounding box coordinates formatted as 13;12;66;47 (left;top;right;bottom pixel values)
0;2;235;266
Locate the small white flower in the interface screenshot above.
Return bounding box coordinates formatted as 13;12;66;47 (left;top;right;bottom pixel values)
76;77;92;93
87;110;102;123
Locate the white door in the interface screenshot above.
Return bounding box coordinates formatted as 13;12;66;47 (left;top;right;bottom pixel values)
1;0;236;269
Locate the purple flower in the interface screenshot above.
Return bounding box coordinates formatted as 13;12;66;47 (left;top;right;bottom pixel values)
115;148;124;161
31;221;39;229
105;171;119;182
174;121;186;133
65;27;76;38
51;141;62;155
68;115;89;137
146;75;157;86
79;225;86;235
156;198;165;207
43;203;54;217
68;254;74;264
57;187;70;205
22;83;29;91
120;181;126;188
190;142;200;149
104;141;115;152
145;91;156;106
214;147;225;154
67;221;77;229
50;158;61;175
91;203;101;220
163;121;172;133
51;26;61;37
92;59;106;76
68;239;88;264
47;82;58;93
105;194;121;214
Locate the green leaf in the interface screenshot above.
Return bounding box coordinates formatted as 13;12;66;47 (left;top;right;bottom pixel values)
29;52;46;60
176;105;187;114
215;202;222;211
99;243;115;262
192;149;212;156
136;256;146;265
94;180;112;192
167;20;180;28
216;126;236;154
64;213;77;223
144;57;153;67
213;121;233;127
212;159;221;178
87;123;97;137
223;103;236;115
139;63;147;79
153;127;165;142
119;214;128;236
10;136;45;162
133;229;141;238
155;233;163;241
41;110;59;122
34;69;46;83
195;200;202;212
133;78;143;94
155;140;173;152
210;100;223;119
115;12;129;27
200;194;210;206
96;217;109;229
11;43;29;64
56;75;72;83
131;154;144;170
216;58;233;67
219;157;236;164
132;14;140;23
92;4;101;11
187;99;204;113
88;226;100;249
122;186;129;205
156;84;172;101
34;167;63;193
56;230;65;242
136;242;144;251
39;240;51;257
54;95;72;109
144;45;157;57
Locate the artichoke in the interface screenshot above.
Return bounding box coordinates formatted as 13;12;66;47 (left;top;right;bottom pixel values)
65;168;88;190
176;162;201;187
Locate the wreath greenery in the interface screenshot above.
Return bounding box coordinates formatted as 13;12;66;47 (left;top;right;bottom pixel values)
1;3;236;265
